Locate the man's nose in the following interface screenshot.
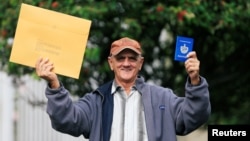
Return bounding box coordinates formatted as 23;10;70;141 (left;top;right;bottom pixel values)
122;57;131;66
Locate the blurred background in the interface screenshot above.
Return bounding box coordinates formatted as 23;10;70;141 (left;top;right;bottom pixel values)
1;0;249;141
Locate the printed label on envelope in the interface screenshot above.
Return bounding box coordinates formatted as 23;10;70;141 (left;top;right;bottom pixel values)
174;36;194;62
9;3;92;79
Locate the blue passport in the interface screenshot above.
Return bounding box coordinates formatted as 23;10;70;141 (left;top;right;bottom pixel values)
174;36;194;62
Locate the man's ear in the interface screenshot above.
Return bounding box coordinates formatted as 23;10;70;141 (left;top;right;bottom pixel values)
139;57;144;70
108;57;113;70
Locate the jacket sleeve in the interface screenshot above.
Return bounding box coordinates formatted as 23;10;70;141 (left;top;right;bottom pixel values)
45;82;94;137
172;76;211;135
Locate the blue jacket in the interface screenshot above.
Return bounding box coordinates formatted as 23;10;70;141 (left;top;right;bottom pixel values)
45;76;211;141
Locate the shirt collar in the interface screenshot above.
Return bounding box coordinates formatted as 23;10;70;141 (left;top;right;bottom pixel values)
111;81;121;95
111;80;137;95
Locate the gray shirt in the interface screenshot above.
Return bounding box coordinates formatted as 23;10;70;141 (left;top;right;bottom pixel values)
110;82;148;141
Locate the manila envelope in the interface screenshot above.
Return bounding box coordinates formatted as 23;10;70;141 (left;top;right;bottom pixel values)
9;3;92;79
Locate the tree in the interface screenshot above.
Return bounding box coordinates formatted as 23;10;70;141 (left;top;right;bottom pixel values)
1;0;249;124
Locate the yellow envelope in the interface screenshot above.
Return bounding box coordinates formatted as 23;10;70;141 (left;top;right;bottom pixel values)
10;3;91;79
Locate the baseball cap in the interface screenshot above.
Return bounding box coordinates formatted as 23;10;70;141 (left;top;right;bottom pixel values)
110;37;142;56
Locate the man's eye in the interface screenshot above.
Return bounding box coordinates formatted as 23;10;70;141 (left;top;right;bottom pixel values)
129;57;137;61
114;56;138;61
115;56;125;61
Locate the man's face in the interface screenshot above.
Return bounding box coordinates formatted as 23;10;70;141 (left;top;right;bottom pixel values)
108;49;144;84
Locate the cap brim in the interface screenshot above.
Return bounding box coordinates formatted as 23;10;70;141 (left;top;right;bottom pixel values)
112;46;140;56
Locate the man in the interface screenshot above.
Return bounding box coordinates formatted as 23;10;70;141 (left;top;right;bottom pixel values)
35;37;211;141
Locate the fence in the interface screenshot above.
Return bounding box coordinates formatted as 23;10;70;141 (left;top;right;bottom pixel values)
0;71;87;141
0;71;14;141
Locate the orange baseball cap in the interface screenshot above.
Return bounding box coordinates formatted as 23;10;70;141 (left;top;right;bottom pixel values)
110;37;142;56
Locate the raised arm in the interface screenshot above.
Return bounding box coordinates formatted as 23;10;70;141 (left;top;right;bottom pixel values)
185;51;200;85
35;57;60;89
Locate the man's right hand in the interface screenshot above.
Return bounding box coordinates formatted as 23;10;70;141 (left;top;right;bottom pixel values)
35;57;60;89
